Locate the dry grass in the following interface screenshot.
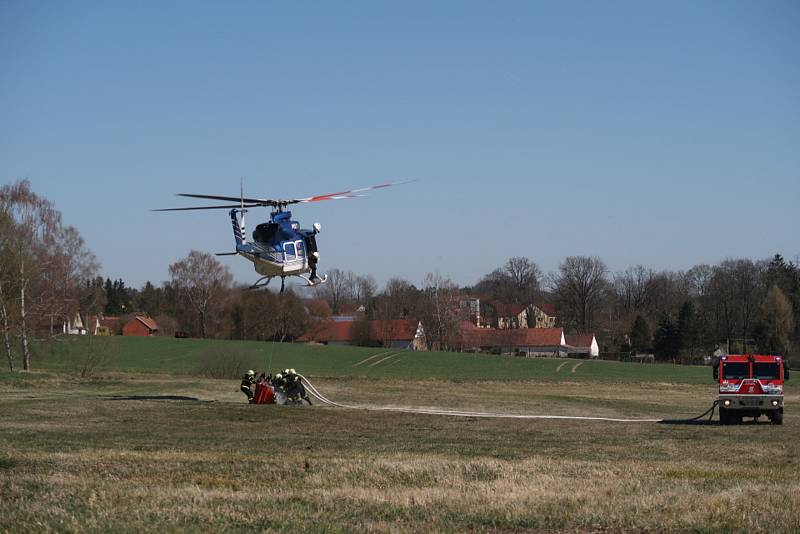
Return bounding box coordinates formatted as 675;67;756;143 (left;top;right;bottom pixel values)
1;374;799;532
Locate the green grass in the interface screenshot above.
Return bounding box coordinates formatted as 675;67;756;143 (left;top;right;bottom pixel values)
29;335;711;383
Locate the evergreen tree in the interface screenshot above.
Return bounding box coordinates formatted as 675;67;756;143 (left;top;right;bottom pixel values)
653;314;680;361
677;301;698;356
629;315;651;353
759;285;794;355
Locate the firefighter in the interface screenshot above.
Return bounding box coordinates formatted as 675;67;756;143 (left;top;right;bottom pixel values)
285;368;312;405
271;372;285;390
240;369;257;403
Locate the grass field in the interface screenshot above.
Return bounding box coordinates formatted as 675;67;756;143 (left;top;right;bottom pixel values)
3;338;799;532
31;335;711;383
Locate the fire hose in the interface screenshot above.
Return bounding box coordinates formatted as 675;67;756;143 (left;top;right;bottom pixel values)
297;374;679;423
297;374;721;424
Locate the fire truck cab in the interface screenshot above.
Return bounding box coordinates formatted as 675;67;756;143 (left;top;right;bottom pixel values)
713;354;788;425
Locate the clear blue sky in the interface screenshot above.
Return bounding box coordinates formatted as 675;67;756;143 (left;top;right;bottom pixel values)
2;1;798;289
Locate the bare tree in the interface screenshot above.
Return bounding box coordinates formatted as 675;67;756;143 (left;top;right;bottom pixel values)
474;257;542;305
685;264;714;299
613;265;655;315
551;256;609;332
503;257;542;304
419;272;463;350
707;259;766;351
315;268;353;314
0;211;16;371
0;180;62;370
353;274;378;304
169;250;233;338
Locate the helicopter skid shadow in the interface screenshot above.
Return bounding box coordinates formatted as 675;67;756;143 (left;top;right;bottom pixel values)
103;395;211;402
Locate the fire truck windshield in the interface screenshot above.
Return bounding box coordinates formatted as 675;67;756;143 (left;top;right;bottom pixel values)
753;362;781;380
722;362;750;380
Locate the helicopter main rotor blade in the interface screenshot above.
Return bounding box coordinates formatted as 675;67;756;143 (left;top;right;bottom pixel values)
152;204;261;212
157;180;413;211
175;193;279;206
294;180;413;204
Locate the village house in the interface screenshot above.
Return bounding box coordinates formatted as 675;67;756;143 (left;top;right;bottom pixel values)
459;296;557;329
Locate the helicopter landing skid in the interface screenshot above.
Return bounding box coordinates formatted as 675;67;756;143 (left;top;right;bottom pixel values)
299;274;328;287
246;276;273;291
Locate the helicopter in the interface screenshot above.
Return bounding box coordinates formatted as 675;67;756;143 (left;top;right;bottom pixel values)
155;182;405;292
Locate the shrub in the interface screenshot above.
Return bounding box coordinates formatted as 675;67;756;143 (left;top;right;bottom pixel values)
194;346;262;379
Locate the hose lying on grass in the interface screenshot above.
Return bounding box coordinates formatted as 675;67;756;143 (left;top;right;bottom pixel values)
298;374;668;423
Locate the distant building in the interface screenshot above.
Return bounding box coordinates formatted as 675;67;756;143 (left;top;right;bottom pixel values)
300;318;426;350
530;304;557;328
460;325;568;357
122;315;160;337
565;333;600;358
87;315;123;335
458;296;557;329
63;313;87;335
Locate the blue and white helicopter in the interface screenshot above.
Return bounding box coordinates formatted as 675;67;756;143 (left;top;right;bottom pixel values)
156;182;403;292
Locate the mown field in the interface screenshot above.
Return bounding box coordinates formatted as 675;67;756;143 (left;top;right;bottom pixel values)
2;338;799;533
30;335;711;383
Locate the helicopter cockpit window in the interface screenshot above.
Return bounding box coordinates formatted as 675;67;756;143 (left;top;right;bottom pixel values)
284;242;296;260
252;223;279;244
295;240;305;258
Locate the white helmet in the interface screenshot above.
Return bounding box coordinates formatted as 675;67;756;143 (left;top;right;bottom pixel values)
247;370;255;376
289;368;296;375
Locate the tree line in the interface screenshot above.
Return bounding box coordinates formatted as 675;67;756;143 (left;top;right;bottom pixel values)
2;180;797;370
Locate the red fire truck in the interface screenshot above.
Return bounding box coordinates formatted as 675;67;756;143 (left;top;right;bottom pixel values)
713;354;789;425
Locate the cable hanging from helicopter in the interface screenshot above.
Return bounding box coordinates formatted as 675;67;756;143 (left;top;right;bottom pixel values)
154;181;410;292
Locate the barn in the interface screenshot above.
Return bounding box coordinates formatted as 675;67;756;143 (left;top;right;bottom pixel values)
565;333;600;358
122;315;160;337
461;326;569;357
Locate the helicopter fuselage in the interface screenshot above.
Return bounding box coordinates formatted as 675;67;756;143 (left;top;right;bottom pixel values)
230;209;317;279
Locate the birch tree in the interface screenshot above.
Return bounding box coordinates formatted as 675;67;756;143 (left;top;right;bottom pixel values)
169;250;233;338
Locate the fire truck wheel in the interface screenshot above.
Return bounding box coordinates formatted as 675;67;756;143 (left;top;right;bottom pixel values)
771;412;783;425
719;407;730;425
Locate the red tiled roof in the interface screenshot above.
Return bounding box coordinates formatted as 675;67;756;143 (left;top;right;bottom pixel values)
135;315;159;331
302;321;354;342
462;327;564;348
301;319;419;343
565;333;595;348
338;303;363;315
369;319;418;340
536;303;556;316
460;320;481;331
304;299;332;317
490;302;528;317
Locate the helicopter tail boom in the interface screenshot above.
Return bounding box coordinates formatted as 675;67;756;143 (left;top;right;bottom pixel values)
229;209;246;246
